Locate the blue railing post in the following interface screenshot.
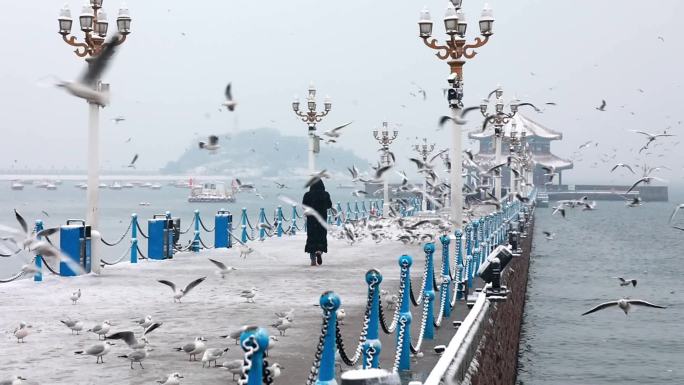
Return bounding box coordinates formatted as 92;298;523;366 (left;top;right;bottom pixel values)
239;326;269;385
354;201;360;221
34;220;43;282
258;208;267;240
290;205;298;235
346;202;353;222
455;229;464;300
192;210;201;252
130;214;138;263
336;202;343;226
316;291;341;385
423;243;436;340
241;208;248;243
378;199;384;217
362;269;382;368
440;235;452;318
397;255;413;371
277;206;284;237
361;201;368;219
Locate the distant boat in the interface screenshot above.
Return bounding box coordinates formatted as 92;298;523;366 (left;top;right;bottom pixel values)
46;183;57;190
35;181;49;189
122;183;134;189
11;181;24;190
141;182;153;188
98;183;108;189
139;201;151;206
188;181;235;203
109;182;123;190
150;183;162;190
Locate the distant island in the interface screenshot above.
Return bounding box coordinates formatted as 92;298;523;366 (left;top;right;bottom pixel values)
160;127;369;179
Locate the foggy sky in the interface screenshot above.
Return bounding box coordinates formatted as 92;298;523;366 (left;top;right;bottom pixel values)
1;0;683;186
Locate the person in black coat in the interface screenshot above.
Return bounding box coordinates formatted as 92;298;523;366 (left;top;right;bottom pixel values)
303;179;333;266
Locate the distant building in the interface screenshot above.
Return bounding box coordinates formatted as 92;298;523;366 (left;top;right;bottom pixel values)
468;114;573;187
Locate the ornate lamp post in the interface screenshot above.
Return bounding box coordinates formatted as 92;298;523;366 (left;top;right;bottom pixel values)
414;138;436;211
292;83;331;174
58;1;131;274
373;122;398;218
479;86;518;200
418;1;494;228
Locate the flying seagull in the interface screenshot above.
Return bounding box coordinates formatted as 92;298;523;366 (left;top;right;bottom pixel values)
581;298;665;316
669;203;684;224
106;322;162;349
595;99;607;111
614;277;637;287
199;135;220;151
438;106;481;126
542;231;555;240
127;154;138;168
610;163;635;174
207;258;237;279
112;116;126;124
157;277;206;303
222;83;237;111
56;33;122;106
304;170;331;188
322;121;353;138
626;176;665;194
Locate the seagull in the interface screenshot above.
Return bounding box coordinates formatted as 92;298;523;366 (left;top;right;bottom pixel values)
220;324;256;345
238;244;253;259
669;204;684;224
352;190;368;197
266;363;284;379
438;106;481;126
322;121;353;138
274;182;288;189
157;373;183;385
60;318;84;335
127;154;138;168
12;322;31;343
157;277;207;303
271;317;292;336
626;196;642;207
632;130;675;150
208;258;237;279
279;196;330;231
578;141;593;150
201;347;230;368
595;99;606;111
614;277;637;287
611;163;635;174
133;315;154;329
304;169;331;188
542;231;555;240
70;289;81;305
581;298;665;316
89;320;112;340
106;322;162;349
275;308;295;320
626;176;665;194
55;33;121;106
221;359;244;381
174;337;207;361
199;135;220;151
240;287;258;303
551;206;566;218
265;335;279;357
222;83;237;111
0;376;27;385
336;308;346;325
74;341;115;363
118;347;152;369
112;116;126;124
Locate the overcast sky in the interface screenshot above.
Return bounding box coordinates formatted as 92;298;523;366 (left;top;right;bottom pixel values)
1;0;682;186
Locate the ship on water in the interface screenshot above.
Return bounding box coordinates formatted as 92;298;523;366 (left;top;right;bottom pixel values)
187;180;236;203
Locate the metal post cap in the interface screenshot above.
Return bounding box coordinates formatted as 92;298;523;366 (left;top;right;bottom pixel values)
423;242;435;253
440;235;450;245
398;254;413;267
365;269;383;284
454;229;462;236
239;326;270;350
423;291;435;301
320;291;341;311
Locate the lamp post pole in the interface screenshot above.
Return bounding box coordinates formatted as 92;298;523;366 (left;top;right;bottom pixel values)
479;86;518;201
57;0;131;274
413;138;436;211
418;0;495;228
373;122;398;218
292;83;331;175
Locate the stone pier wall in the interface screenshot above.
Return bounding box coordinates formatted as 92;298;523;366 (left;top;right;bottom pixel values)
468;218;534;385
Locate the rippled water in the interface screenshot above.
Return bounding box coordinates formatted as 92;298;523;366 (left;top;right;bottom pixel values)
518;196;684;385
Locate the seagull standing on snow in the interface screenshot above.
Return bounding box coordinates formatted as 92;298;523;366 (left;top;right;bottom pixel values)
238;244;254;259
60;318;84;335
13;322;31;343
220;324;256;345
74;341;115;364
174;337;207;361
70;289;81;304
89;320;112;340
581;298;665;316
0;375;27;385
133;315;154;329
201;347;230;368
157;277;206;303
240;287;258;303
157;373;183;385
118;347;152;369
221;359;244;381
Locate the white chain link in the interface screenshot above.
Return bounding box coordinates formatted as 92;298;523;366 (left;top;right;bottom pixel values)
392;316;407;373
237;336;257;385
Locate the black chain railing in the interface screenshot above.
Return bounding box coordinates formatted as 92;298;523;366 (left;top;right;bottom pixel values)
135;244;147;259
305;309;330;385
136;223;148;239
199;236;214;250
40;256;61;275
0;271;25;283
100;221;132;246
199;215;215;232
179;217;195;234
101;247;130;266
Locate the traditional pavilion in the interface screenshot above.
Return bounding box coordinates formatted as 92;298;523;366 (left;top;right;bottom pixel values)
468;114;573;188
